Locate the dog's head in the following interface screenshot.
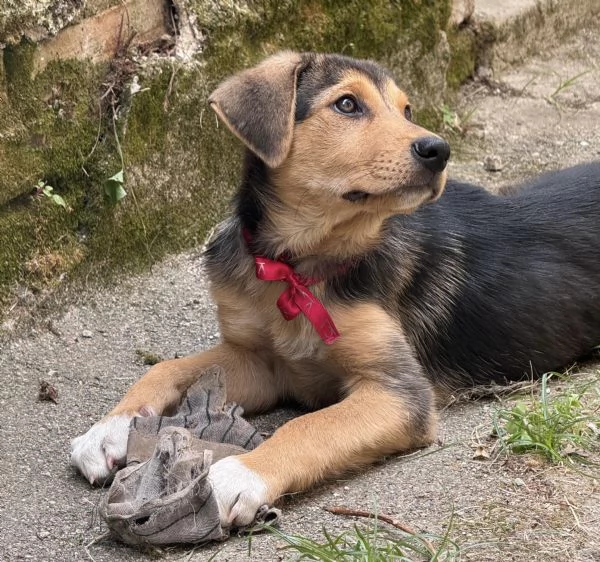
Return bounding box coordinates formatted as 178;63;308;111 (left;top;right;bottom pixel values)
209;51;449;219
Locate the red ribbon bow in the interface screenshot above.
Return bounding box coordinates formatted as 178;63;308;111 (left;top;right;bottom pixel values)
253;255;340;345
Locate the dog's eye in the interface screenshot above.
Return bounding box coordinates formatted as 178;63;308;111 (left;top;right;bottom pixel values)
334;96;361;115
404;105;413;121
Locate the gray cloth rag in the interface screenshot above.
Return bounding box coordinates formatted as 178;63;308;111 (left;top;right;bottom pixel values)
99;366;281;546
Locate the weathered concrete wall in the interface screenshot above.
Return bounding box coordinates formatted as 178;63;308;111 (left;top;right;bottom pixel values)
0;0;459;314
450;0;600;80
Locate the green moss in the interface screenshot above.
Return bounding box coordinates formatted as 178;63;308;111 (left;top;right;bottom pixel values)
195;0;452;102
135;349;163;365
0;194;84;305
0;39;115;307
446;25;477;90
2;41;109;201
77;63;238;276
123;74;168;162
1;0;464;317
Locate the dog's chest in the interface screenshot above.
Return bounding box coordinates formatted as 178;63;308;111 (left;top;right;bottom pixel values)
215;276;328;362
257;279;329;360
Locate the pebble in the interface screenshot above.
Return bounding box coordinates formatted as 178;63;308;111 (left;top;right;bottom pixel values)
484;155;504;172
81;330;93;338
37;530;50;539
471;128;486;140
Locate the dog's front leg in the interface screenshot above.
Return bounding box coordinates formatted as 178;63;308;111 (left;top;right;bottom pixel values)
209;378;437;526
71;343;280;484
208;302;438;526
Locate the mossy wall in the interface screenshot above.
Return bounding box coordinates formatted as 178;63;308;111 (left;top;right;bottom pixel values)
1;0;469;317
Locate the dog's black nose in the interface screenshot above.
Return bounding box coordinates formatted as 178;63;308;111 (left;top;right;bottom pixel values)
411;137;451;173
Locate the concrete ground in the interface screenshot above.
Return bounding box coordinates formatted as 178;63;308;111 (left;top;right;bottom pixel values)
2;11;600;562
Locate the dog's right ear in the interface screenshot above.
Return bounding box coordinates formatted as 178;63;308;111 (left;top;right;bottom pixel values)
208;52;304;168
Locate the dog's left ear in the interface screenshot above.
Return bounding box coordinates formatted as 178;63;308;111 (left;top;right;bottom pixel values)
208;51;304;168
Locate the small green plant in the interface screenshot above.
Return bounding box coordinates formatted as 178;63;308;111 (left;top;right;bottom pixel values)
258;518;459;561
493;372;600;463
440;104;460;133
135;349;163;366
103;108;153;261
549;69;591;101
35;180;71;211
104;113;127;204
438;104;476;138
104;169;126;204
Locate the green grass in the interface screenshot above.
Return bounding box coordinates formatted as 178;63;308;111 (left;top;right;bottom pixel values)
256;517;460;562
549;69;592;101
493;371;600;463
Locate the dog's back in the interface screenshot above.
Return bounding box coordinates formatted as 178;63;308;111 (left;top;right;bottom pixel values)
336;162;600;386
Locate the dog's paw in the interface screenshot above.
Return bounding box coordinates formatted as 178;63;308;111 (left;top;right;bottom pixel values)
70;415;132;485
208;455;269;527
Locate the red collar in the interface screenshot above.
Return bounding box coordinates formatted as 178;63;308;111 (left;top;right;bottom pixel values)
242;229;340;345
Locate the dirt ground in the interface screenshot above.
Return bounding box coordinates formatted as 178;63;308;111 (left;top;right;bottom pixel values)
1;27;600;562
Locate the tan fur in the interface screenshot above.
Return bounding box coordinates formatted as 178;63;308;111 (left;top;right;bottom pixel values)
233;303;436;500
268;69;447;260
106;53;445;504
108;343;282;417
240;381;427;501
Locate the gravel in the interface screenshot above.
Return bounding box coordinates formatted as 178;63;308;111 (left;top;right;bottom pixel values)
1;26;600;562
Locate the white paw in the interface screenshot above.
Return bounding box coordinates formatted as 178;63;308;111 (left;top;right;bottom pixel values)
70;415;132;485
208;456;268;527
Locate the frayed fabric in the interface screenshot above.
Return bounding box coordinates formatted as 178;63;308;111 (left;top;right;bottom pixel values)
100;366;280;546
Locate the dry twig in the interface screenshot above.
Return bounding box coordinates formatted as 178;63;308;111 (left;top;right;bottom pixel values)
324;505;436;556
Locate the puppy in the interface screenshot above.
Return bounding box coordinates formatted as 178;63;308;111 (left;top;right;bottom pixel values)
71;52;600;527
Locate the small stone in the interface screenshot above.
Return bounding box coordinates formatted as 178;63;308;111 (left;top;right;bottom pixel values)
484;155;504;172
580;140;590;147
1;319;16;332
38;380;58;404
81;330;93;338
472;445;491;460
514;477;525;487
37;530;50;539
475;65;492;80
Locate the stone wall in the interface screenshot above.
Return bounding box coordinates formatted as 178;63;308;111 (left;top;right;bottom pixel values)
3;0;595;318
0;0;461;314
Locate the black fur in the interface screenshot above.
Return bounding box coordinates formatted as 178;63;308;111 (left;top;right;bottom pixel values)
207;51;600;393
331;162;600;386
207;161;600;389
295;53;391;122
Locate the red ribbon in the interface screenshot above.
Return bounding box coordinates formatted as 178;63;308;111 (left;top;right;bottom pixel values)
252;255;340;345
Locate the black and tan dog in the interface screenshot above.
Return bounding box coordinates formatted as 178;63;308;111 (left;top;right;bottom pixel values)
71;52;600;526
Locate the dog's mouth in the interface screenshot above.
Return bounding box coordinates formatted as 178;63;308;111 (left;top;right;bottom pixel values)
342;190;370;202
342;170;446;205
342;184;437;203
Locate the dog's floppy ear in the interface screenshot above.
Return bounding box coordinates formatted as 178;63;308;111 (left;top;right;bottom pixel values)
208;51;304;168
